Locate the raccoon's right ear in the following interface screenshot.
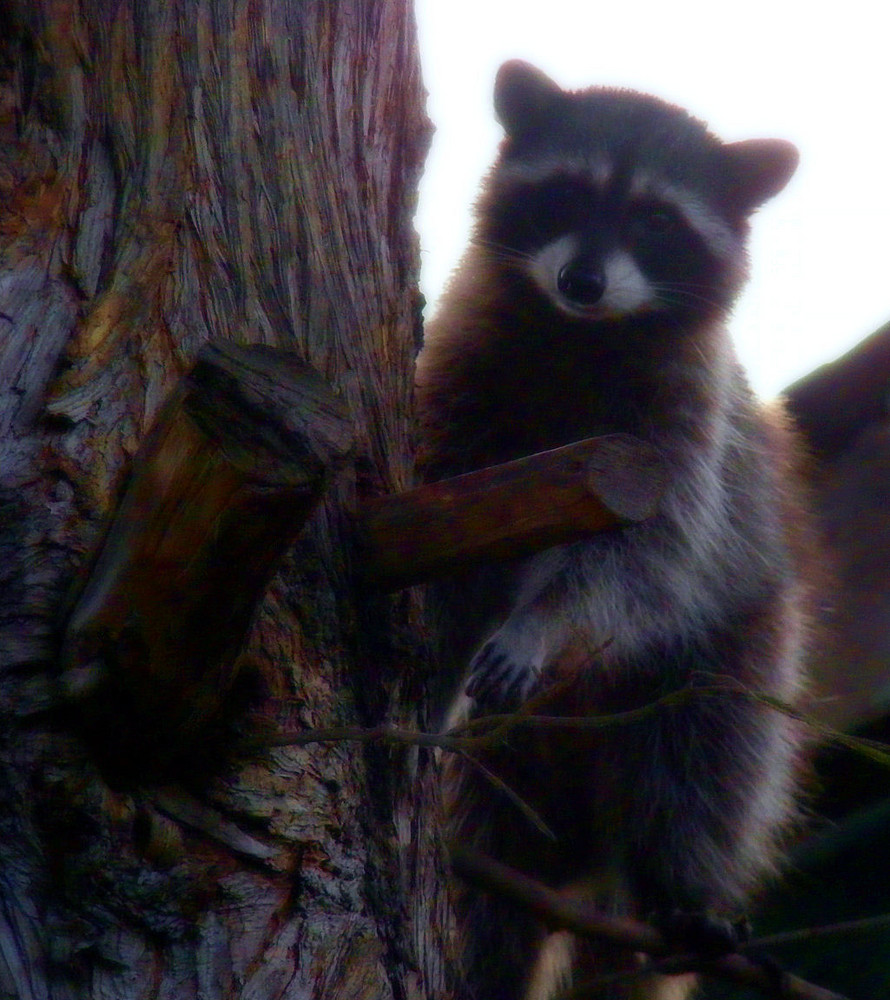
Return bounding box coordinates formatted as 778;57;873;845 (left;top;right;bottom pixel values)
494;61;562;137
723;138;800;212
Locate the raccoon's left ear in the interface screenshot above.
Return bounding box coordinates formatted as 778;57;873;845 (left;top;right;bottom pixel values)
723;138;799;213
494;60;563;137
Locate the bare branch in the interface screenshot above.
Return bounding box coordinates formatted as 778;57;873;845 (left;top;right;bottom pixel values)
755;912;890;949
454;749;558;842
264;680;890;775
448;845;851;1000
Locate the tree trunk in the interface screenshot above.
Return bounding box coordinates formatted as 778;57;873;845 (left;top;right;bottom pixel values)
0;2;439;997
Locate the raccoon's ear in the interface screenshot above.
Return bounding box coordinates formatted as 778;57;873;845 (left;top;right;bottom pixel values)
494;61;562;137
723;138;799;212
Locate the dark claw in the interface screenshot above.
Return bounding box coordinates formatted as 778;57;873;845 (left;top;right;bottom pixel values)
477;644;503;669
661;909;742;958
465;649;506;699
465;643;530;712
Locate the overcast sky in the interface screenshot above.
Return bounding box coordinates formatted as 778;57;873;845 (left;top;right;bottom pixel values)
414;0;889;397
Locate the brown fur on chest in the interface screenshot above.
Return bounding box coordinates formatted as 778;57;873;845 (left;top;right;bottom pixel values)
417;258;724;481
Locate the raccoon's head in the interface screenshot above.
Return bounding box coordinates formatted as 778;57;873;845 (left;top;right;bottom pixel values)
476;61;798;324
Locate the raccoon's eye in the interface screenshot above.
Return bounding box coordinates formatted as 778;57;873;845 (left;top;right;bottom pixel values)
632;203;680;237
645;209;674;232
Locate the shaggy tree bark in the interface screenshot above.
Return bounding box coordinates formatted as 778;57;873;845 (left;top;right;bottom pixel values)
0;2;438;998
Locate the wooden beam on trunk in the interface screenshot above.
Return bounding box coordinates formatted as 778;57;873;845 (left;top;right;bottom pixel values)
61;340;353;768
356;434;668;590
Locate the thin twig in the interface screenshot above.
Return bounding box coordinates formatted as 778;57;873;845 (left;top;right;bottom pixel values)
454;748;557;841
262;683;735;753
448;844;851;1000
261;680;890;773
259;687;882;1000
261;723;451;750
753;911;890;949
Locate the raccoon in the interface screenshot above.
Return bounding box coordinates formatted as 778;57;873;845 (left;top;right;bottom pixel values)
416;62;818;999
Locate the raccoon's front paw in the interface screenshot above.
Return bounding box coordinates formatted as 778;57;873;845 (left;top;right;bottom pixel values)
464;640;540;713
464;618;551;713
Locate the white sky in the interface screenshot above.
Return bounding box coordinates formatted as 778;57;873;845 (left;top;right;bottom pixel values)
415;0;889;397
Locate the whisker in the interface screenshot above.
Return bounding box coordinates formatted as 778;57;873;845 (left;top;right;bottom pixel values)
470;237;534;267
651;281;725;311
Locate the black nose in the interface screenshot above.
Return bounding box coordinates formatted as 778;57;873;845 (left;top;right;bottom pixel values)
557;258;605;306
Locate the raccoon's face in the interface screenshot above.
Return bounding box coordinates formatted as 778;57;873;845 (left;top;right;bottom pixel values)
480;164;744;322
477;61;798;325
